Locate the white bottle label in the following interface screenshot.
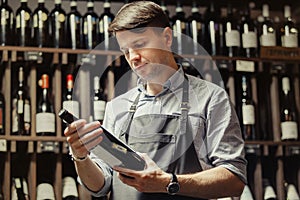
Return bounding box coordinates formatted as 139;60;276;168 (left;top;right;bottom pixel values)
36;112;55;133
93;100;106;121
62;176;78;198
36;183;55;200
242;32;258;48
260;33;276;46
62;100;80;118
282;35;298;48
225;30;240;47
242;104;255;125
264;186;277;200
281;121;298;140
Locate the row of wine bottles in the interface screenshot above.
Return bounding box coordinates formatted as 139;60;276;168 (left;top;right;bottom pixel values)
1;0;299;56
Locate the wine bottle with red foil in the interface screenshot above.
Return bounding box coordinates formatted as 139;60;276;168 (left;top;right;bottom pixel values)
15;0;32;47
83;0;99;50
32;0;49;48
36;74;56;136
0;0;14;46
11;66;31;136
280;76;298;141
280;5;298;48
93;76;106;123
49;0;66;48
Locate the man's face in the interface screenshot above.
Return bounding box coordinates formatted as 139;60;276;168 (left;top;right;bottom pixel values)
116;27;173;82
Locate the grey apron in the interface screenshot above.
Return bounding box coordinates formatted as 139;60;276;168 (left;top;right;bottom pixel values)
110;76;206;200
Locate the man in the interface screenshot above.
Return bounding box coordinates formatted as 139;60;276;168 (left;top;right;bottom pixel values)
64;1;247;199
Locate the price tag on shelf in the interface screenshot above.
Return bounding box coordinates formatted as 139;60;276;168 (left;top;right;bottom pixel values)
0;139;7;152
236;60;255;73
38;141;59;153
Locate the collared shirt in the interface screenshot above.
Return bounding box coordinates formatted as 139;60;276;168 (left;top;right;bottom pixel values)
80;67;247;197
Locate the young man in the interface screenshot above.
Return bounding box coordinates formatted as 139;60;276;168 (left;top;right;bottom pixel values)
64;1;247;199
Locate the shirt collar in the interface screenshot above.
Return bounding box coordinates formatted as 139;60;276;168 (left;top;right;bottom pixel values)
137;65;185;96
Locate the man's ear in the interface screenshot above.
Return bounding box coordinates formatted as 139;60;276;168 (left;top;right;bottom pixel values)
163;27;173;48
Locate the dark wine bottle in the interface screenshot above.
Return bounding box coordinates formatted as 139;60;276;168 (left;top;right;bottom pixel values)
160;0;170;22
11;66;31;136
82;0;99;50
36;74;56;136
224;3;240;57
240;3;258;58
186;1;203;55
15;0;32;47
280;5;298;48
203;0;221;56
49;0;66;48
0;0;14;46
280;76;298;141
171;0;187;55
32;0;49;47
240;75;256;140
259;4;276;47
66;0;82;49
0;91;4;135
93;76;106;123
99;0;114;50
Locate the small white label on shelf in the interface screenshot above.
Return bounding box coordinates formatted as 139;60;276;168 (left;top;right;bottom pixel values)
236;60;255;72
0;139;7;152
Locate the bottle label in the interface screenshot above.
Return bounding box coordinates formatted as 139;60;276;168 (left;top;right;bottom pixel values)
281;35;298;48
17;99;24;114
1;10;6;26
225;30;240;47
62;101;80;118
260;33;276;46
62;176;78;198
36;112;55;133
242;32;258;48
242;104;255;125
281;121;298;140
12;99;18;133
93;100;106;121
36;183;55;199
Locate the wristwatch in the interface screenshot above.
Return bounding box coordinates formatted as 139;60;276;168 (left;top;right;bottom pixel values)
166;173;180;195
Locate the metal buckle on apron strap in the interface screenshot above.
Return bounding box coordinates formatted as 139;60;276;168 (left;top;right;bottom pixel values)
129;105;137;113
180;102;189;111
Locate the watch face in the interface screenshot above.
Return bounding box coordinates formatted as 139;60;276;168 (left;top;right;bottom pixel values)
168;182;180;195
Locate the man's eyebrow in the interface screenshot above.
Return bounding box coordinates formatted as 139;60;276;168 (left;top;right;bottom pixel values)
119;38;146;51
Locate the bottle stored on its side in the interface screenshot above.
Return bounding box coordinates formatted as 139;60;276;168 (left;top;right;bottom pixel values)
15;0;32;47
83;0;99;50
280;76;298;141
224;3;240;57
36;74;56;136
99;0;114;50
259;4;276;47
66;0;82;50
11;66;31;136
280;5;298;48
93;76;106;123
32;0;49;47
0;0;14;46
49;0;66;48
240;3;258;58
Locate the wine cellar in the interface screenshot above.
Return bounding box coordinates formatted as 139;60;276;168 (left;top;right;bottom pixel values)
0;0;300;199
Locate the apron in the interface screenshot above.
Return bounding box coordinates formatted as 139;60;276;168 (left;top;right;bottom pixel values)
110;76;206;200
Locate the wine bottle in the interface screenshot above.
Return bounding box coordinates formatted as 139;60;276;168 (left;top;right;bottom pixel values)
66;0;82;49
160;0;170;22
11;66;31;136
32;0;49;48
240;3;258;58
203;0;221;56
0;0;14;46
259;4;276;47
280;76;298;141
82;0;99;50
49;0;66;48
62;74;80;131
280;5;298;48
0;91;4;135
186;1;203;55
15;0;32;47
286;184;300;200
99;0;114;50
263;179;277;200
224;3;240;57
36;74;56;136
171;0;187;55
11;177;29;200
62;176;79;200
240;75;256;140
93;76;106;123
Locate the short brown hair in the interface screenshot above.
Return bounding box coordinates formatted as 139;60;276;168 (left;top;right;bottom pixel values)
108;1;170;34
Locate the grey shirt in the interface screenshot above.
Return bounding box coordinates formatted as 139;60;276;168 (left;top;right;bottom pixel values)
80;67;247;197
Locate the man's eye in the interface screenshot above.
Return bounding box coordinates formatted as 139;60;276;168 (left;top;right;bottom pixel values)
134;42;145;49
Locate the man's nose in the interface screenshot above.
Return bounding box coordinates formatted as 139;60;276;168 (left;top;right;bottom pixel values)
128;49;140;61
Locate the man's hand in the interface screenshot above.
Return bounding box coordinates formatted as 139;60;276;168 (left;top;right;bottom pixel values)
113;153;170;193
64;119;103;159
